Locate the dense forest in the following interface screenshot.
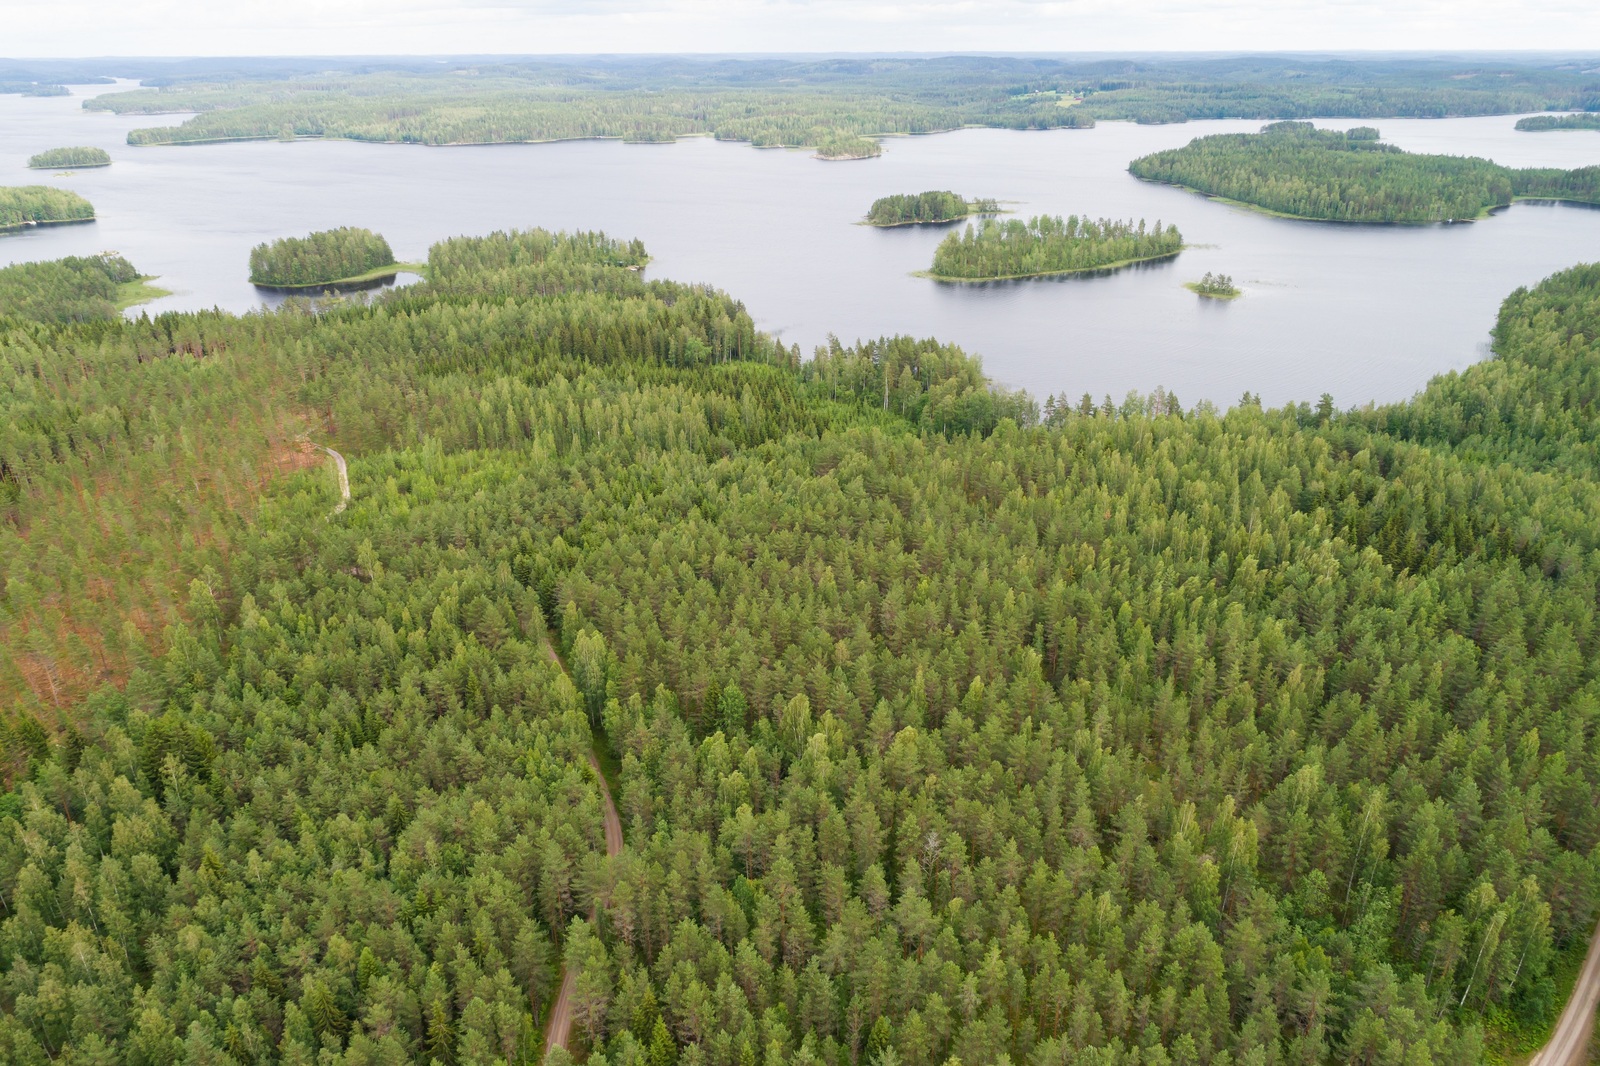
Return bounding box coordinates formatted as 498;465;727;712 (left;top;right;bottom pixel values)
0;254;143;323
76;55;1600;150
26;147;112;169
248;228;397;288
0;186;96;229
815;133;883;161
928;215;1183;280
8;226;1596;1064
1129;121;1600;223
1515;114;1600;132
0;83;67;97
866;193;999;227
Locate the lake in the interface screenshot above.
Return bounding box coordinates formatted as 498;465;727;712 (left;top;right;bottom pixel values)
4;83;1600;407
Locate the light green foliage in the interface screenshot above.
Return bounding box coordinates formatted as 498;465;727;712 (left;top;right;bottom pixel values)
26;146;111;169
248;226;396;287
0;253;140;322
1130;121;1600;221
1;229;1600;1066
929;214;1182;279
0;185;95;228
815;131;882;159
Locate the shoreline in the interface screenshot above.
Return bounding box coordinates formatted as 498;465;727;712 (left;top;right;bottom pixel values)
0;215;96;233
1134;175;1600;223
250;261;427;293
916;247;1183;283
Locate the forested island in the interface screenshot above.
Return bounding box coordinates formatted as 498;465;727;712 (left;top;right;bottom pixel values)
1516;113;1600;132
1187;271;1240;299
0;185;95;230
26;146;112;169
75;55;1600;150
2;225;1600;1065
926;214;1183;280
866;191;1000;226
0;253;165;321
248;227;401;289
814;131;882;160
1130;121;1600;222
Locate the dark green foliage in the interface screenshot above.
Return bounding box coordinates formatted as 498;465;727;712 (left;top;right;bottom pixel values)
1515;113;1600;132
0;253;140;323
248;226;396;287
0;185;95;228
1130;121;1600;222
866;192;997;226
929;214;1182;279
3;222;1600;1066
25;146;111;169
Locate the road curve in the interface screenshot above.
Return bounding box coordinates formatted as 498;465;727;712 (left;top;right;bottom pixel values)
543;640;625;1058
310;442;350;514
1530;918;1600;1066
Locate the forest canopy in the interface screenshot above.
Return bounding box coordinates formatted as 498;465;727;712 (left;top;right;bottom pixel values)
0;253;141;323
927;214;1182;280
81;55;1600;148
866;192;999;226
248;227;397;288
0;185;95;229
2;227;1600;1066
1129;121;1600;222
26;146;111;169
1515;114;1600;132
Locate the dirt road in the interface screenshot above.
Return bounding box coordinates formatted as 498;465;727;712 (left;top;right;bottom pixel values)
1531;919;1600;1066
542;640;624;1058
311;443;349;514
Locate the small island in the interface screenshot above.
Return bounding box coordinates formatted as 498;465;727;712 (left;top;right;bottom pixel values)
0;253;165;322
249;227;417;291
1129;121;1600;222
1187;272;1240;299
923;214;1183;281
866;191;1001;226
28;146;113;169
1515;114;1600;133
0;186;96;231
815;131;882;161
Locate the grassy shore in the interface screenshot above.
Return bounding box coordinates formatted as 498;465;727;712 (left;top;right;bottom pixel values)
116;277;171;311
250;261;427;291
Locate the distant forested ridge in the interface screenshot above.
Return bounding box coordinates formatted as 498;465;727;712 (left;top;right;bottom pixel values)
0;254;141;323
928;214;1182;279
0;186;95;229
3;223;1600;1066
1516;113;1600;132
866;191;999;226
248;227;396;287
1129;121;1600;222
78;54;1600;150
0;82;67;97
26;146;111;169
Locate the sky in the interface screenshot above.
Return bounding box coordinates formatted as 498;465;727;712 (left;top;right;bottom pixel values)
6;0;1600;58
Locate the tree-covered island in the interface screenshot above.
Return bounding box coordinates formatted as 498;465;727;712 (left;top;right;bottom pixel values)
814;130;883;160
0;253;166;321
26;146;112;169
1515;113;1600;132
248;227;404;289
1188;271;1241;299
865;191;1002;226
0;186;96;230
925;214;1183;280
1129;121;1600;222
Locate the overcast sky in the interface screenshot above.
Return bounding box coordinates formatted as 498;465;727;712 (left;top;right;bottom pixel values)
7;0;1600;58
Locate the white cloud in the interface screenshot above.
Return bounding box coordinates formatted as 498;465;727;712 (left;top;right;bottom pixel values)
4;0;1598;56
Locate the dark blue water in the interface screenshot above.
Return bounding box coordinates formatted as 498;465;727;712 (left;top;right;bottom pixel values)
4;83;1600;407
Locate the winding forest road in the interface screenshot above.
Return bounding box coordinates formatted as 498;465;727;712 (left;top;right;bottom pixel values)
1530;918;1600;1066
315;444;350;514
542;641;624;1058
